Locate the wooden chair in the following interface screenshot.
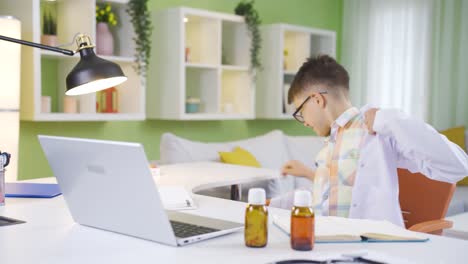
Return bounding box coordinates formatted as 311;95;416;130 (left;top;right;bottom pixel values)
398;168;455;235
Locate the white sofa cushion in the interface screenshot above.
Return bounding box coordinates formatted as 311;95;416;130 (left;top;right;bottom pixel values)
160;130;292;197
161;130;288;167
160;133;231;164
285;135;325;189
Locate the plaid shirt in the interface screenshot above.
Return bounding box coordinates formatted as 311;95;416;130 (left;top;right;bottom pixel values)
313;107;367;217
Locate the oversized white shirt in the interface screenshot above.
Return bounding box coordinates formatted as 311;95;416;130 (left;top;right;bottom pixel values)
271;106;468;226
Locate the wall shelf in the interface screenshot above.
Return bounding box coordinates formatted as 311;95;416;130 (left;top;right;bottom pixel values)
283;70;297;76
147;7;254;120
41;50;135;64
33;113;144;122
185;62;219;70
1;0;145;121
256;23;336;119
221;65;249;72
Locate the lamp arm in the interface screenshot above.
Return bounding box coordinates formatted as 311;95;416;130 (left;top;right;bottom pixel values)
0;34;75;56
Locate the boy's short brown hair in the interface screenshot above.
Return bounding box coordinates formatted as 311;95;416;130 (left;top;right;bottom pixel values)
288;55;350;104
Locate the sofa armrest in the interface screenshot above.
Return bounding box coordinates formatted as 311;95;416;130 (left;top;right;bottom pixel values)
409;220;453;235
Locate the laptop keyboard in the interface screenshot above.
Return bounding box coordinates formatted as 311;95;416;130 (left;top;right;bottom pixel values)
170;220;220;238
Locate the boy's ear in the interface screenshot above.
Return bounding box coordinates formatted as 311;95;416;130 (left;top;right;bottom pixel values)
315;92;327;109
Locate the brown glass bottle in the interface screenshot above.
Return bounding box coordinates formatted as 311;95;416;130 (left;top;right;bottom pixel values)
244;188;268;248
291;206;315;250
291;190;315;251
245;204;268;247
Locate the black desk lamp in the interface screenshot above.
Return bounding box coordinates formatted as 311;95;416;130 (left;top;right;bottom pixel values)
0;34;127;96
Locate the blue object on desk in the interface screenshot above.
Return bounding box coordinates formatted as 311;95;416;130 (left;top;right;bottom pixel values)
5;183;61;198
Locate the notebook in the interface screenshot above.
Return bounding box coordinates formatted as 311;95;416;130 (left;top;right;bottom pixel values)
273;215;429;243
5;183;62;198
158;186;196;211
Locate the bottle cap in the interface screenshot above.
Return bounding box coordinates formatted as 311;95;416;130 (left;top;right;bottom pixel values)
294;190;312;207
248;188;266;205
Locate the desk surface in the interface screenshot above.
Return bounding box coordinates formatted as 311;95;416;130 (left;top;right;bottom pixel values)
1;162;467;264
445;212;468;240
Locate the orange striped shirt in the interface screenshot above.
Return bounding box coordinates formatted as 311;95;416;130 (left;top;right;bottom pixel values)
313;107;367;217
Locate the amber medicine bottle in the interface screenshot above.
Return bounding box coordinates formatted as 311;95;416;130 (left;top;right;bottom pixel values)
291;190;314;251
244;188;268;247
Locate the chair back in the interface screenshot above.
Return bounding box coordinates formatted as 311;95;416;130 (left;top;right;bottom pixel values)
398;168;455;234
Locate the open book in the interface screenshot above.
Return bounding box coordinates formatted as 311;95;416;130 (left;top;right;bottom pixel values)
158;186;197;211
273;215;429;243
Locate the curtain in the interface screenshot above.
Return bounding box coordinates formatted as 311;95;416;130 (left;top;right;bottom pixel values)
342;0;433;120
429;0;468;130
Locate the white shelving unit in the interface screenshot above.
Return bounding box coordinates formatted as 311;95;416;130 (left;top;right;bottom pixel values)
256;24;336;119
147;7;254;120
0;0;145;121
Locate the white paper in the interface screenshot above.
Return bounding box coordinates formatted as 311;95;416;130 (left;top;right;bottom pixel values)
158;186;197;211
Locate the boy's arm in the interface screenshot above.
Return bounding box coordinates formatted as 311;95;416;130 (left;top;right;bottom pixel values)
371;108;468;183
281;160;316;181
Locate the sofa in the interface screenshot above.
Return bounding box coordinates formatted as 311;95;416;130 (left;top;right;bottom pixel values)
160;130;323;200
159;130;468;216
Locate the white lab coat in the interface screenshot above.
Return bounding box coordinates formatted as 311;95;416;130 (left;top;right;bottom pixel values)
271;108;468;227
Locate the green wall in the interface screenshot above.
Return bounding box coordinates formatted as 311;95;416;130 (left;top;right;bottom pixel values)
18;0;343;180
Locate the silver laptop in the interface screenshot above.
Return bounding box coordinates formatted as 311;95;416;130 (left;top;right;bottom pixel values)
38;135;243;246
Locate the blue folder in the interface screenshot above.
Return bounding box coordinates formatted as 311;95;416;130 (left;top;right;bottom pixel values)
5;183;62;198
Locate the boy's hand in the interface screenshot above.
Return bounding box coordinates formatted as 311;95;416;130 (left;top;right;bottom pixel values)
364;108;379;135
281;160;315;181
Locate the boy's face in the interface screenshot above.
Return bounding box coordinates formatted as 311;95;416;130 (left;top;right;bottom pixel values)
293;92;332;137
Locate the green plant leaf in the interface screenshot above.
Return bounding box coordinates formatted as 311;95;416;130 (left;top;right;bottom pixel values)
235;0;262;74
126;0;152;77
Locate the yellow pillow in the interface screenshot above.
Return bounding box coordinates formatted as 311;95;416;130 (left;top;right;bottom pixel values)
219;147;261;168
440;126;468;185
441;126;466;150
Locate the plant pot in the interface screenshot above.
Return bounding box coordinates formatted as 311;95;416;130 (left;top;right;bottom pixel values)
41;35;57;47
186;97;201;113
96;22;114;56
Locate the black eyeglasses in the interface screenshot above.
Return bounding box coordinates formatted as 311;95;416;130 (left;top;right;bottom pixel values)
292;91;328;123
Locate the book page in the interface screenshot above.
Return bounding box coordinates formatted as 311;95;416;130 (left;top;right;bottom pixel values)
315;216;363;241
157;186;197;211
334;217;427;241
273;215;361;241
319;217;428;241
273;215;428;242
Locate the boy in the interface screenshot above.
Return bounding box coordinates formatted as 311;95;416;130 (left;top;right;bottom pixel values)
270;55;468;227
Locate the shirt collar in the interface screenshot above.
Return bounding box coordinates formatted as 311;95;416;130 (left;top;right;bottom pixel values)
333;107;360;128
325;107;360;143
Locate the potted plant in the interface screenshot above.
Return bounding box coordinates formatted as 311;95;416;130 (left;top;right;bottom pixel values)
235;0;262;75
41;0;58;46
126;0;152;77
95;3;118;56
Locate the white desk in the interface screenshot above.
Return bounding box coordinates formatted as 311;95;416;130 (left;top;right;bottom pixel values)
445;212;468;240
1;162;467;264
156;162;281;194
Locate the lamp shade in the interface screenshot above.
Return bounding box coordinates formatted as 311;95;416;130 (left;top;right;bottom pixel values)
66;46;127;96
0;16;21;182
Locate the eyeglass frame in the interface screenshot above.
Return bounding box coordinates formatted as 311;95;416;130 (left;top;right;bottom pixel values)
292;91;328;123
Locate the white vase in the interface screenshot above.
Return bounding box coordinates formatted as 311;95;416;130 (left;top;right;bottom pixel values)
96;22;114;56
63;96;77;113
